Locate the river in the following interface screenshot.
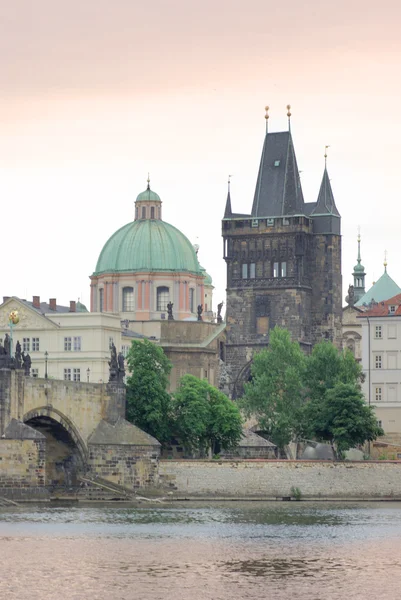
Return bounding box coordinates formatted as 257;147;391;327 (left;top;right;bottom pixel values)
1;501;401;599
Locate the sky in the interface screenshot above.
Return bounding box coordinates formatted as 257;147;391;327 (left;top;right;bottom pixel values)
2;0;401;311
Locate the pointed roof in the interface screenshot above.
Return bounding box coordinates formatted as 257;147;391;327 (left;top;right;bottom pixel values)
355;267;401;306
224;190;232;218
311;167;340;217
251;131;305;217
353;235;365;274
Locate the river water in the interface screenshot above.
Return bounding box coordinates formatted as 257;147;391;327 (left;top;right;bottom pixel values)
1;501;401;599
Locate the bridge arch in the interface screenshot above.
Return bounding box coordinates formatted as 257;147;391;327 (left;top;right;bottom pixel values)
23;407;88;487
23;406;88;462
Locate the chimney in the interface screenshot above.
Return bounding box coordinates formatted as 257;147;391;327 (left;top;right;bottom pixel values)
69;300;76;313
3;296;10;303
49;298;57;311
33;296;40;309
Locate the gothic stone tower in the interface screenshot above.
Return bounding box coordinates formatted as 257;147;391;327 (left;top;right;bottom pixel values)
222;116;342;398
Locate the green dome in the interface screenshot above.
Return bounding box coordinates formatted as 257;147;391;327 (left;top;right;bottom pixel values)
200;265;213;285
353;262;365;273
136;187;161;203
94;220;202;275
76;300;88;313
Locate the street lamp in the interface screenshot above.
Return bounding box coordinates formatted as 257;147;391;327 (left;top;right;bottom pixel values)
87;367;90;382
44;351;48;379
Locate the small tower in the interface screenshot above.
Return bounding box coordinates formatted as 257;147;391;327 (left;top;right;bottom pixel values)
134;177;162;221
352;232;366;302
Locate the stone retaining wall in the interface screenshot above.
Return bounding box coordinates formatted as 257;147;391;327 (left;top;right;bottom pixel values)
159;460;401;499
0;439;46;489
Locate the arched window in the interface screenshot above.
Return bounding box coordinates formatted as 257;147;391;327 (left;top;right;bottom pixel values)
99;288;104;312
142;206;146;219
157;286;169;311
122;287;134;311
151;206;155;219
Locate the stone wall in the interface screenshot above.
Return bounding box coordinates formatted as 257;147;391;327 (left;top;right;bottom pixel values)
159;460;401;499
0;439;46;489
88;444;160;491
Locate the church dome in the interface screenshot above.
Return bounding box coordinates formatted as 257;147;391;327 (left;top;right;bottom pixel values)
94;220;202;275
136;188;161;203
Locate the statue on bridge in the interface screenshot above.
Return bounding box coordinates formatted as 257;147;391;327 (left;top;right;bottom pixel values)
22;352;31;376
197;304;203;321
109;343;125;383
4;334;10;355
167;301;174;320
15;341;22;369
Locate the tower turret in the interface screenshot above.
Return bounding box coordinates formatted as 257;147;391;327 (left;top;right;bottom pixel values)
352;232;366;302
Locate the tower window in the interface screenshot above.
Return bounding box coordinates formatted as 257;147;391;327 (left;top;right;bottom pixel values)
281;262;287;277
122;287;134;311
273;261;287;278
157;286;169;311
142;206;146;219
249;263;256;279
151;206;155;219
242;264;248;279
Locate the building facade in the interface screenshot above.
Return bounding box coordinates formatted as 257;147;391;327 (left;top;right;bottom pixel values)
359;292;401;435
222;116;342;397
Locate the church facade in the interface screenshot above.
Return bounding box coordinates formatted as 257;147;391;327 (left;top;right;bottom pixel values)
222;114;342;397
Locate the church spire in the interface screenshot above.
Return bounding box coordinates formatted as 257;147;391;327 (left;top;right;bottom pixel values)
224;175;232;218
352;230;366;302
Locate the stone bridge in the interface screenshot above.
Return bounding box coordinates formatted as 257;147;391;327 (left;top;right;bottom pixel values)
0;369;160;497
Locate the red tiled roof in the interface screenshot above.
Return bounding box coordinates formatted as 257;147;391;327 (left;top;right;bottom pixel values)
357;292;401;317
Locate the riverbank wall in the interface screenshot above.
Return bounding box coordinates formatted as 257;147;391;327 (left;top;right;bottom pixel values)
159;459;401;499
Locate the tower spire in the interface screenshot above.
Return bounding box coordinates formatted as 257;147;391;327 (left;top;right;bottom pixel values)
352;227;366;302
147;173;150;190
287;104;291;131
224;175;232;218
265;105;269;134
324;145;330;168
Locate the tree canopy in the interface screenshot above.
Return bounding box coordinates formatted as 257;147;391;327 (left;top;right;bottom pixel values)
239;327;306;450
171;374;243;455
125;339;172;444
239;327;383;455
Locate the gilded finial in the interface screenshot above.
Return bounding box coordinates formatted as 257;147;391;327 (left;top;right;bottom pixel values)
324;145;330;167
357;225;361;242
384;250;388;270
265;106;269;133
286;104;291;130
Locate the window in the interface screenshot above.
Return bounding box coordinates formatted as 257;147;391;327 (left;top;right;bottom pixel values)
157;286;169;311
121;345;129;357
273;262;279;278
389;305;396;313
99;288;104;312
375;387;382;402
242;264;248;279
273;262;287;278
142;206;146;219
375;326;382;339
189;288;195;313
109;337;114;350
23;338;30;352
64;368;71;381
375;355;382;369
281;262;287;277
122;287;134;311
64;337;72;351
250;263;256;279
73;368;81;382
377;420;382;428
32;368;39;378
32;337;40;352
151;206;155;219
73;336;81;351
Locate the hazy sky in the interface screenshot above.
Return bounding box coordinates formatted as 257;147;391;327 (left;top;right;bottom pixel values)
2;0;401;310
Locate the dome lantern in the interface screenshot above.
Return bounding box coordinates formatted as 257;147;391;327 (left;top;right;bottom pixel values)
135;176;162;221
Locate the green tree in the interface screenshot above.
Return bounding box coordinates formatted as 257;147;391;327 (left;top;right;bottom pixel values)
303;382;384;456
171;375;243;455
239;327;306;450
305;341;363;401
125;340;172;444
